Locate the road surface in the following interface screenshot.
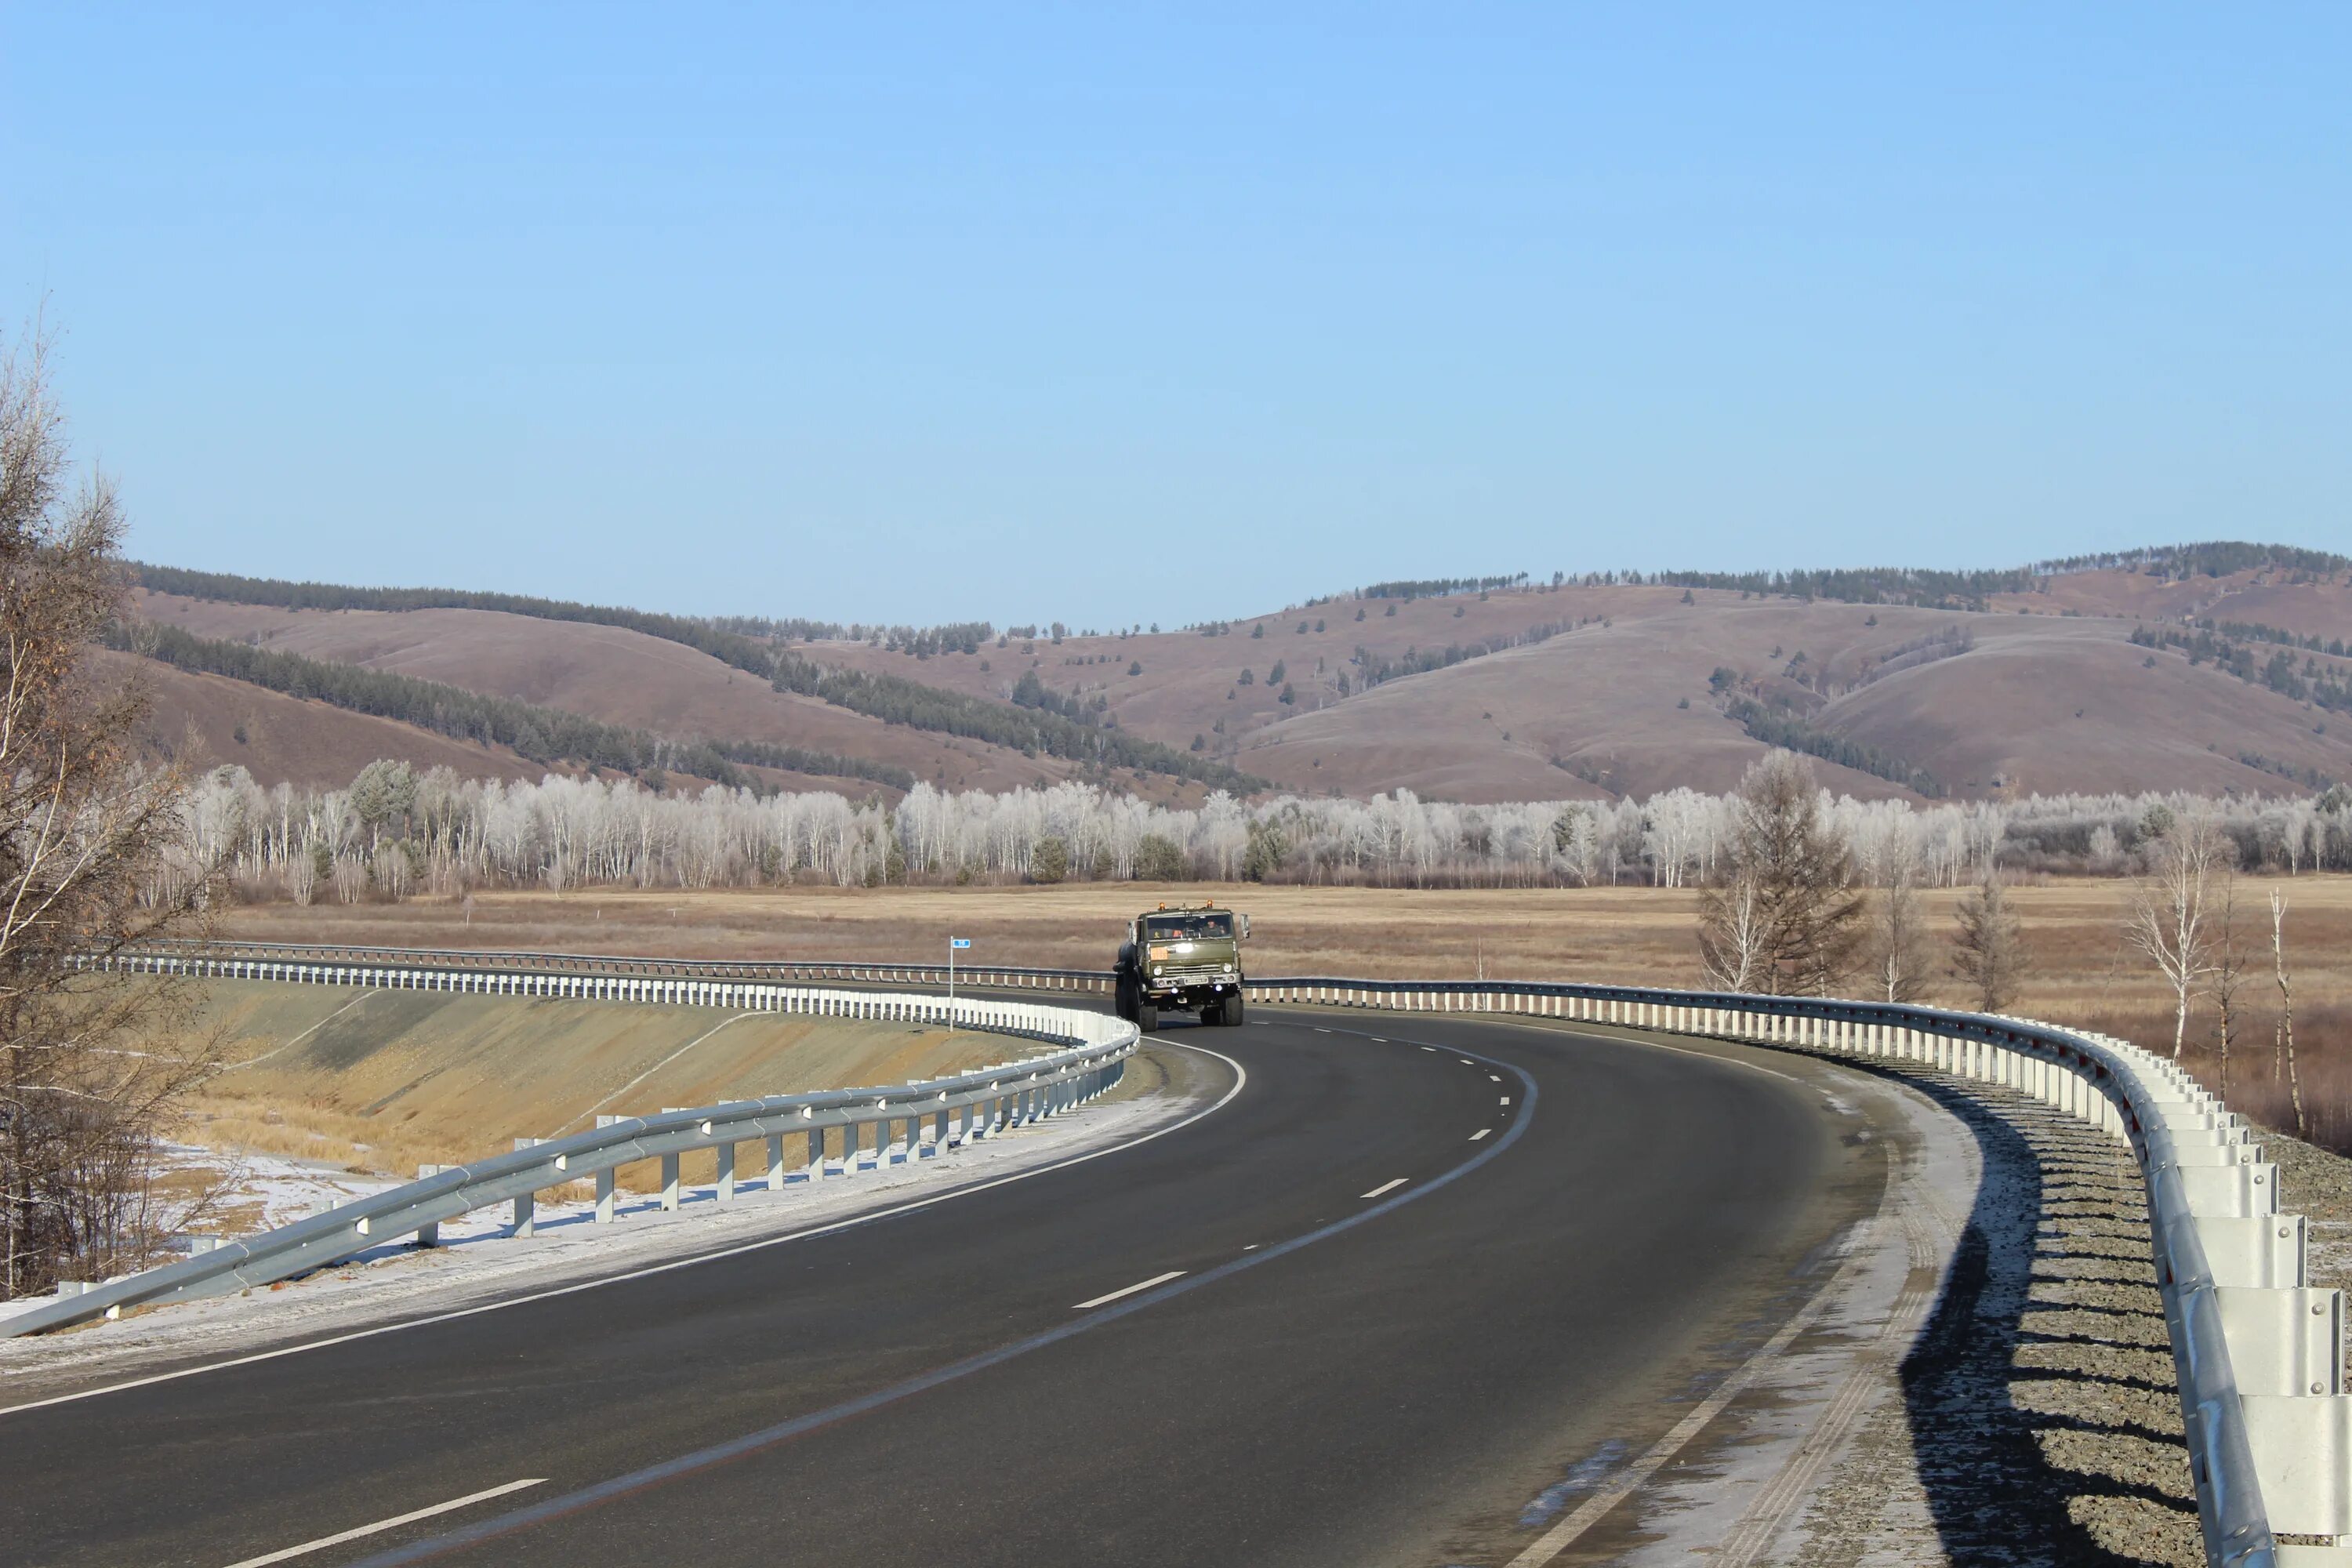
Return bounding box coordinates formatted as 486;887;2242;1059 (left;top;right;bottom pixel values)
0;1006;1884;1568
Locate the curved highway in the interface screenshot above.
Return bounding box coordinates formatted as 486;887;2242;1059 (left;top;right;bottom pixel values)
0;1007;1889;1568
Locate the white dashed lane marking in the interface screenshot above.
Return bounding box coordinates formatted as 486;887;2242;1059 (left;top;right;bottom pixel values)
1360;1178;1410;1200
1470;1129;1492;1142
1073;1271;1188;1310
220;1479;547;1567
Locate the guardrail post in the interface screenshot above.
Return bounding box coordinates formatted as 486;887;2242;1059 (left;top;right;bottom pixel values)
595;1167;616;1224
714;1138;735;1203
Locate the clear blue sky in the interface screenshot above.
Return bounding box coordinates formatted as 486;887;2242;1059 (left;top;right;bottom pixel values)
6;5;2347;626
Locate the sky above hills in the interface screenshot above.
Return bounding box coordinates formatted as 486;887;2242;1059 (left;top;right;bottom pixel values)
6;5;2348;627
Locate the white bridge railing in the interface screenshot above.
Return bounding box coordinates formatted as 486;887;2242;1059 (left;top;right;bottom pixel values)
40;946;2347;1565
1255;975;2347;1568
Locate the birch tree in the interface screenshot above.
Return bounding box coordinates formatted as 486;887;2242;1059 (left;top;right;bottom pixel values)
1860;856;1933;1003
2271;889;2305;1139
2124;810;2233;1058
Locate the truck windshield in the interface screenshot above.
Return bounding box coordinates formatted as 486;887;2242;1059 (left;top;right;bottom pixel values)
1145;913;1232;940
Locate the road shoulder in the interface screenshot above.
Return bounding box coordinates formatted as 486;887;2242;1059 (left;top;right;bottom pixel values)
0;1044;1220;1412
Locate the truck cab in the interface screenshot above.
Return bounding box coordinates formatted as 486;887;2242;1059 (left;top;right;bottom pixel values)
1115;903;1249;1031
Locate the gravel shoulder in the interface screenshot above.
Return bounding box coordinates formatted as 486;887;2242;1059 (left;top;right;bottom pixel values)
1544;1026;2339;1567
1729;1057;2352;1566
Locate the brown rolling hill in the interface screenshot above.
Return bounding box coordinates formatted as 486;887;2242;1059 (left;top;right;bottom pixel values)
121;547;2352;803
811;575;2352;802
129;590;1206;803
103;650;904;797
102;649;553;789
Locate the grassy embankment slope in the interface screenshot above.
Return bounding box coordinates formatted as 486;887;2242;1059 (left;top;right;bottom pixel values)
171;980;1025;1223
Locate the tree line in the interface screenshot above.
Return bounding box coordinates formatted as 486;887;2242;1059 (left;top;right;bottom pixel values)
1720;697;1946;797
163;753;2352;917
132;561;1000;664
770;653;1268;793
1696;750;2319;1144
2129;624;2352;713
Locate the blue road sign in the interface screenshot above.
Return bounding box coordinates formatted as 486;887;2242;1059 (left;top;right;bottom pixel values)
950;938;971;949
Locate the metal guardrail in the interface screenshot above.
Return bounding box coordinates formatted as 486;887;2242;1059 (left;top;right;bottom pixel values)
11;954;1135;1341
38;946;2347;1562
121;936;1118;994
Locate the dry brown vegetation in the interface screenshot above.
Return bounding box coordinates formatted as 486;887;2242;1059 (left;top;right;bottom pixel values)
209;877;2352;1147
132;590;1195;802
160;979;1022;1218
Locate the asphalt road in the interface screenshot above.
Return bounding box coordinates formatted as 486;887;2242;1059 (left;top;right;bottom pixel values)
0;1007;1880;1568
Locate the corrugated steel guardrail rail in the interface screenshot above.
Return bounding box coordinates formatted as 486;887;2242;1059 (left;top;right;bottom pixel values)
14;953;1134;1342
52;945;2350;1564
116;937;1116;993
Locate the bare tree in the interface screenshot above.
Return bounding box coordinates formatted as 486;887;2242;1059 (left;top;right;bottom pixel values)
2272;888;2305;1139
1696;751;1862;996
2123;810;2234;1058
2208;877;2245;1100
1698;872;1768;991
1861;856;1933;1003
1951;870;2030;1013
0;325;218;1298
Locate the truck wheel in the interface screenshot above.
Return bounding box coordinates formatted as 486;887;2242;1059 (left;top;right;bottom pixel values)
1221;991;1246;1027
1137;1001;1159;1033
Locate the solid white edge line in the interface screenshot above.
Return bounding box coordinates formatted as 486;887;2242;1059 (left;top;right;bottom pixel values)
1479;1015;1815;1087
220;1478;546;1567
1;1044;1251;1420
1470;1129;1492;1142
1072;1269;1188;1310
1359;1178;1409;1200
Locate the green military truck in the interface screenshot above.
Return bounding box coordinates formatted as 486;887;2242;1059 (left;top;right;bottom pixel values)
1114;902;1250;1031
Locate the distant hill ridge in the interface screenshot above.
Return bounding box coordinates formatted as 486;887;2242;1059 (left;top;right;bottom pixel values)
121;563;1268;796
119;542;2352;804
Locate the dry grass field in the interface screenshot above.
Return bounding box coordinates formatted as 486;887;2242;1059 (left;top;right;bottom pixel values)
211;877;2352;1148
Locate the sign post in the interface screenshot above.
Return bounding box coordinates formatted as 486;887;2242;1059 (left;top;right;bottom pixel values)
949;937;971;1030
